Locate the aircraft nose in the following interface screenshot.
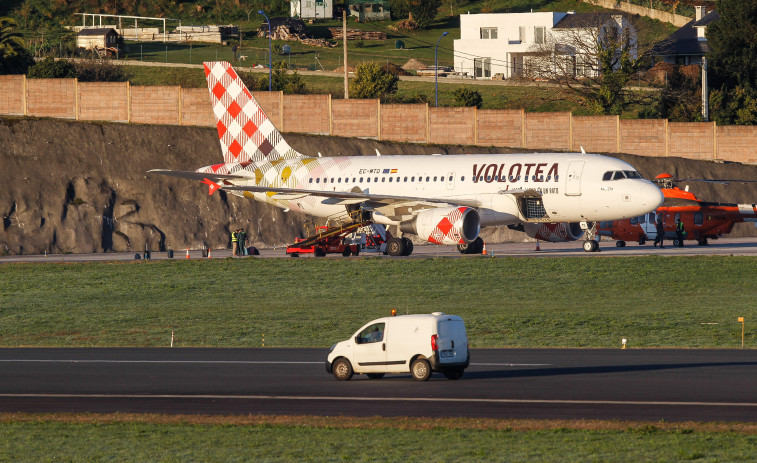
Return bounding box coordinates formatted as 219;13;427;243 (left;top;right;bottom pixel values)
638;181;664;210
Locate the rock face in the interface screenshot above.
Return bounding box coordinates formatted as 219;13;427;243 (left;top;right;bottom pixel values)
1;117;757;255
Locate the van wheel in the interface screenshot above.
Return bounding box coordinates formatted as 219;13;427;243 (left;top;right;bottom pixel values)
411;358;431;381
443;369;464;380
332;358;353;381
366;373;385;379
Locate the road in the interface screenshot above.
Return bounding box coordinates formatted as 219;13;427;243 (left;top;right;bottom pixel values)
1;348;755;422
2;237;757;264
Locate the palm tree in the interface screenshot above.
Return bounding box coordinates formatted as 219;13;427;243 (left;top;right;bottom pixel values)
0;17;33;74
0;17;25;60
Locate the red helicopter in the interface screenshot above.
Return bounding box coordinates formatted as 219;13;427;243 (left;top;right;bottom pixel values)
596;173;757;247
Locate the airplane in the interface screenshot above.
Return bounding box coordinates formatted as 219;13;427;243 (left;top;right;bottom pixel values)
148;61;663;256
596;173;757;247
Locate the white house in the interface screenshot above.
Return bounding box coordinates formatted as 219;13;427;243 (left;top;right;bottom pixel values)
291;0;333;20
454;12;637;79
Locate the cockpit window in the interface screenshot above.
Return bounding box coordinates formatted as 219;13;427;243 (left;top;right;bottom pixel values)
604;170;644;181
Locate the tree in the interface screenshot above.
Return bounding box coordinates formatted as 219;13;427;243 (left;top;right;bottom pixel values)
349;61;399;99
527;14;652;115
706;0;757;125
392;0;442;28
0;17;33;74
452;87;482;108
640;65;703;122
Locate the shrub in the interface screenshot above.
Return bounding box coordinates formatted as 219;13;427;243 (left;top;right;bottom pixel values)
452;87;483;108
27;57;75;78
349;61;398;99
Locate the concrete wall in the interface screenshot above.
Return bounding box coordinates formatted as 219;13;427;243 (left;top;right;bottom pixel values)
2;75;757;164
591;0;692;27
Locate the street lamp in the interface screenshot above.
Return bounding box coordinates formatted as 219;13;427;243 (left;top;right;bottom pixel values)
435;32;448;107
258;10;272;92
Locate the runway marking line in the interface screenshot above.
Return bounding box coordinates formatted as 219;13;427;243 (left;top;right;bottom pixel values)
1;394;755;408
0;360;550;367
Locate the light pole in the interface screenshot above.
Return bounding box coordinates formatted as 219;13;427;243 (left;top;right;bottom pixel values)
435;32;448;107
258;10;272;92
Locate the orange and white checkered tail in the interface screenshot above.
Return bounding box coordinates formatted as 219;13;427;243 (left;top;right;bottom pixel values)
203;61;304;163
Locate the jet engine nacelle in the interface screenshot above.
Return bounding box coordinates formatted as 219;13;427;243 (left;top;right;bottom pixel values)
400;207;480;245
523;222;584;242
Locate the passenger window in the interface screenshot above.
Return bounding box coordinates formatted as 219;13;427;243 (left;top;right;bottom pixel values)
461;176;465;181
434;176;438;181
338;178;342;183
404;177;408;182
426;176;430;182
316;178;320;183
360;177;364;182
367;177;371;183
375;177;378;182
357;323;385;344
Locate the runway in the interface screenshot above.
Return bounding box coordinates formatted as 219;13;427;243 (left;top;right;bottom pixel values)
2;237;757;263
1;348;755;422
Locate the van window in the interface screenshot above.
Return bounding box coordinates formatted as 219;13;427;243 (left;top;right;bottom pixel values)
357;323;384;344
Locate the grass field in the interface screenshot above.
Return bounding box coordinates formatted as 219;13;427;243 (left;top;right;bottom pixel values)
1;256;754;348
1;414;756;462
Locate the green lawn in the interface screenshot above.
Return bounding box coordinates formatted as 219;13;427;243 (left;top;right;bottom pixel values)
1;256;754;348
1;418;755;462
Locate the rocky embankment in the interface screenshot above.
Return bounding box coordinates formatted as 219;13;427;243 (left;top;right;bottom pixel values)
1;117;756;255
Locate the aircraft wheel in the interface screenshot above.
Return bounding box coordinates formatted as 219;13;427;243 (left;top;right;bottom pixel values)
401;238;414;256
387;237;405;256
583;240;595;252
616;241;626;247
456;243;469;254
471;237;485;254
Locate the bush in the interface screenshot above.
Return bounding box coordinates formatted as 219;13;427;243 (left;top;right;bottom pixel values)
452;87;483;108
349;61;398;99
74;60;130;82
27;57;75;78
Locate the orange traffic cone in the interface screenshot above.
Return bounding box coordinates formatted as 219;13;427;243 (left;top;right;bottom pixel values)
207;248;212;259
535;240;541;251
186;248;190;259
482;242;487;255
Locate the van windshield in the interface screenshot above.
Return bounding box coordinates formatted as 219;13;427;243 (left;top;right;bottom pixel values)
357;323;385;344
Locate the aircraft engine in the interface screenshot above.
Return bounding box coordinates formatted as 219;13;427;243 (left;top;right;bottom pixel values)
523;222;584;242
400;207;480;245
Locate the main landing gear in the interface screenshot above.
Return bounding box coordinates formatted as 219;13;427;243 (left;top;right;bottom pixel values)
385;237;414;256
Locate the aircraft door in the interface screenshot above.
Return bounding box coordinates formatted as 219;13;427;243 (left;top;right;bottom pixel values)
565;161;584;196
446;171;455;190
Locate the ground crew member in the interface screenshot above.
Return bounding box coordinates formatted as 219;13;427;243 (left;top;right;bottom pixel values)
675;219;685;247
239;228;247;256
654;218;665;248
231;229;239;256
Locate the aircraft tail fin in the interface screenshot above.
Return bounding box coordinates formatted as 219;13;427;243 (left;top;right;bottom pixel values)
203;61;303;163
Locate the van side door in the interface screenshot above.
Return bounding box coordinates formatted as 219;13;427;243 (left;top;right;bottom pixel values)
353;322;387;372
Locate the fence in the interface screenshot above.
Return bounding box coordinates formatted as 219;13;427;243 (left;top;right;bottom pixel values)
1;74;755;163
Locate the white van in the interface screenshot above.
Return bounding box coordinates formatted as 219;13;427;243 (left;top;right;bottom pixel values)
326;312;469;381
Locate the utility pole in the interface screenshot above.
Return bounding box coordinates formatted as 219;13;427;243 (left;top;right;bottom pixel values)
702;56;709;122
343;10;349;99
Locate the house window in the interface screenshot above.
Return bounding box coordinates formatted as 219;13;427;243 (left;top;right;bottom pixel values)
519;26;526;42
534;26;546;44
480;27;497;39
474;58;491;78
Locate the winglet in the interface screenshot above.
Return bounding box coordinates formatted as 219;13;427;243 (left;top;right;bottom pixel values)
202;178;222;196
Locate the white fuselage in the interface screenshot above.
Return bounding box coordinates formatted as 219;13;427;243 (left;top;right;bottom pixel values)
208;152;663;227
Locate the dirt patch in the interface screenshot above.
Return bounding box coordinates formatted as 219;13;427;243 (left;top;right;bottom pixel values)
1;116;756;255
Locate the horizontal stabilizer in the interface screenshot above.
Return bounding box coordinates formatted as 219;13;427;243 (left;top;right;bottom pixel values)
148;169;247;182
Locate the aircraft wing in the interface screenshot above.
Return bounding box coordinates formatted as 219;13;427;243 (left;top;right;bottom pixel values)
222;184;484;208
148;168;485;208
